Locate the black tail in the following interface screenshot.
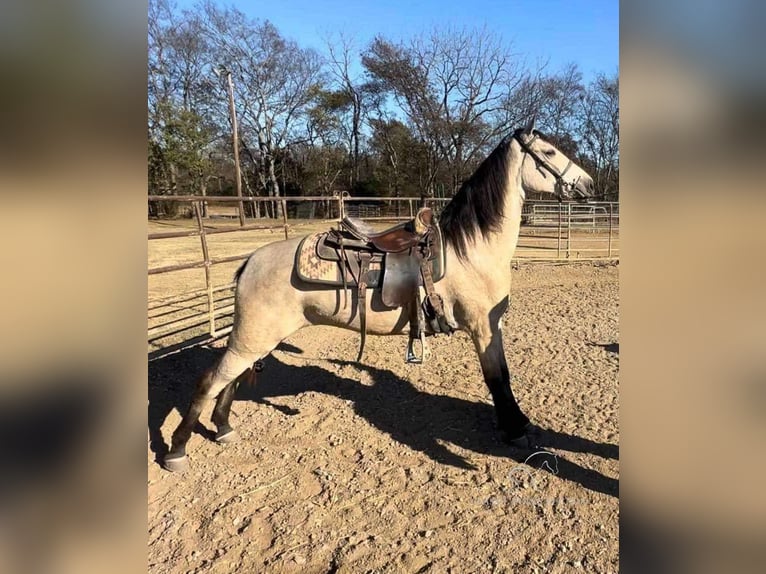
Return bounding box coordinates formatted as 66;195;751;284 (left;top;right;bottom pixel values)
233;256;250;284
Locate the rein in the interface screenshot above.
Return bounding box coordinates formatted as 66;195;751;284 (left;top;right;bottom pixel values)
513;132;583;202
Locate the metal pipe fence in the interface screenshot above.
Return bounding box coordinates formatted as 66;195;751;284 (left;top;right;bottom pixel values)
148;195;618;357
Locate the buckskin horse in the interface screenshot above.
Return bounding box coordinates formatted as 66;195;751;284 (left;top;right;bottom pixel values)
164;119;594;472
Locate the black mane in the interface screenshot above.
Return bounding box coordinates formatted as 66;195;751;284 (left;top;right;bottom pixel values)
439;135;514;259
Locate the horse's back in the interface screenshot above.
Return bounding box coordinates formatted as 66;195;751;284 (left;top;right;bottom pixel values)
234;236;303;295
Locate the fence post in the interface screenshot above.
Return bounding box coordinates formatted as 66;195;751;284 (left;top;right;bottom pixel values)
281;199;289;240
566;202;572;259
408;199;414;218
557;204;562;259
223;70;246;227
194;201;216;337
608;202;613;258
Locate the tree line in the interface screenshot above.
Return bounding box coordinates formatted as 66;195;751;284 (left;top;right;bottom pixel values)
148;0;618;217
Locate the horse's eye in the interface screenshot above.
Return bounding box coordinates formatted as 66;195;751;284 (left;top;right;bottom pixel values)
544;149;556;157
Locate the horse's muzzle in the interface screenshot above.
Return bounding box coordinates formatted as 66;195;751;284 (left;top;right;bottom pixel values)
571;178;595;201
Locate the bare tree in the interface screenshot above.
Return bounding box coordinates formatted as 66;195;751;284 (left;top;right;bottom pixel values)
200;1;323;217
303;91;348;195
363;27;528;196
324;32;370;187
148;0;221;215
536;63;585;139
147;2;617;208
368;118;427;201
578;73;619;197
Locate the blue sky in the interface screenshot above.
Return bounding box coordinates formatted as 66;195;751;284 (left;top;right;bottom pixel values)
174;0;618;83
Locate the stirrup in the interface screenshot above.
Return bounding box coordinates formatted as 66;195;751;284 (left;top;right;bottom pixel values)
406;333;429;364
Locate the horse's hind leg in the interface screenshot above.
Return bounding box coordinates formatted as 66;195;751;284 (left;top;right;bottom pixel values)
164;349;257;472
212;359;263;443
210;378;240;443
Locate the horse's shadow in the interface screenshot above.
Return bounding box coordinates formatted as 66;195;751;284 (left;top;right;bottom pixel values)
148;342;304;458
148;346;618;498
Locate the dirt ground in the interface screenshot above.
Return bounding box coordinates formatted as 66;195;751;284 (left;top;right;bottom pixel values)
148;262;619;573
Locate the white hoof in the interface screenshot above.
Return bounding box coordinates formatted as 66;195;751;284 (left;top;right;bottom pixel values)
215;429;239;444
163;454;189;473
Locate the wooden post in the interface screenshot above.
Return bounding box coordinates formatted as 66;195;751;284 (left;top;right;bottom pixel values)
408;199;414;218
281;199;289;240
224;69;245;227
194;201;216;337
200;178;209;218
566;202;572;259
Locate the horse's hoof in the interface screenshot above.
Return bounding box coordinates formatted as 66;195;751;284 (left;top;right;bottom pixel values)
524;423;543;444
505;423;542;449
215;428;239;444
163;454;189;473
507;433;532;449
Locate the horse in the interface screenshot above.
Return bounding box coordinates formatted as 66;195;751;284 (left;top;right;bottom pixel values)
163;118;595;472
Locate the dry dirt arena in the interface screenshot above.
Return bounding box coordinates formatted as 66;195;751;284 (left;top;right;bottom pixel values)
148;262;619;573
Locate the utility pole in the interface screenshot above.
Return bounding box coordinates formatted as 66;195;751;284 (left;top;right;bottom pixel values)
219;66;245;226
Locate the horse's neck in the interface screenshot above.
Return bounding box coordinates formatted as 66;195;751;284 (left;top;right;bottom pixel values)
472;152;525;267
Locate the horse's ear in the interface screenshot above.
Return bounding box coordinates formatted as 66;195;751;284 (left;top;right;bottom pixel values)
524;113;537;134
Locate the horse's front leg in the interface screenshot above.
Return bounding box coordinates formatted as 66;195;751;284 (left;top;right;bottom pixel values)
470;310;534;447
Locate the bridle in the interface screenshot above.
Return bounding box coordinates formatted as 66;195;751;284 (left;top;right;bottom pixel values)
512;131;582;201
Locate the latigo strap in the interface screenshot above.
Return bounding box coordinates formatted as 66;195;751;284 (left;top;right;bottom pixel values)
356;252;372;362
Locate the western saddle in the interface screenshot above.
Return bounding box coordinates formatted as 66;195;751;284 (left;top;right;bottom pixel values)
296;207;455;363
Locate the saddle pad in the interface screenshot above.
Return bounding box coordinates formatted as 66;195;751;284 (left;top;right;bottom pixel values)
296;233;382;287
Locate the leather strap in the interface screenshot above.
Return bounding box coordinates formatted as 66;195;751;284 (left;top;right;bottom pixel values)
406;288;428;363
419;238;453;334
356;252;371;362
323;219;451;363
337;235;348;309
514;132;570;201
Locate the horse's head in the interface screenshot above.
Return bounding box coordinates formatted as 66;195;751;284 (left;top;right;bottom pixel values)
514;117;595;201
